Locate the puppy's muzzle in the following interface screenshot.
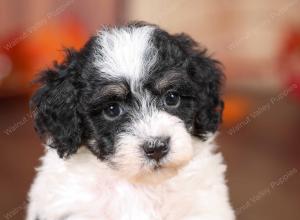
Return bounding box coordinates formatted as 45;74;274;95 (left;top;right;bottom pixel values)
142;137;170;162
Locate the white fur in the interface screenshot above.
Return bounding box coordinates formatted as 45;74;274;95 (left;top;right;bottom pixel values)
26;137;235;220
94;25;157;86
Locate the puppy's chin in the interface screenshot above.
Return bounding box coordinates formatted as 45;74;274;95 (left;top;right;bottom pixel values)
131;166;179;185
114;154;193;185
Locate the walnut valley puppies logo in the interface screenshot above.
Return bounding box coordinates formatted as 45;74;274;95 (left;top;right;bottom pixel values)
3;108;38;135
227;0;300;50
3;201;28;220
2;83;63;136
228;83;298;136
2;0;74;51
235;168;298;216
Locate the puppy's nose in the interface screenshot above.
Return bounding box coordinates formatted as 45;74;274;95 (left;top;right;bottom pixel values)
143;137;170;161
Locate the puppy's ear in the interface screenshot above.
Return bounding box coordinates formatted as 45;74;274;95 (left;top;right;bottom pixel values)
174;33;224;138
31;49;83;158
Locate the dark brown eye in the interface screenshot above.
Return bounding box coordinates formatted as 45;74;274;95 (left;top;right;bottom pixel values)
103;103;122;120
164;91;180;107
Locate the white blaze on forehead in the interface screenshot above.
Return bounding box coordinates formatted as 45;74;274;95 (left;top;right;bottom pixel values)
94;26;157;84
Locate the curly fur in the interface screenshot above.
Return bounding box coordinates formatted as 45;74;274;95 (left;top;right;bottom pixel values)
27;22;234;220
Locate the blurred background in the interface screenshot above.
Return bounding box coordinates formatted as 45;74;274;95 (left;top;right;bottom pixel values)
0;0;300;219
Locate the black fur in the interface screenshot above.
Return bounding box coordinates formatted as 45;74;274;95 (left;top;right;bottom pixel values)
31;22;224;159
150;28;224;139
30;49;83;158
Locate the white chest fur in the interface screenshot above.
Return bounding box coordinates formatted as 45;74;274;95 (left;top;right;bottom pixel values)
26;142;235;220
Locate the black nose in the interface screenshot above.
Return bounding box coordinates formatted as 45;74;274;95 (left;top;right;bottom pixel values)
143;137;170;161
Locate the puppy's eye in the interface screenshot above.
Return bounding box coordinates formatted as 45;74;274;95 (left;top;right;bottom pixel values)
103;103;122;120
164;91;180;108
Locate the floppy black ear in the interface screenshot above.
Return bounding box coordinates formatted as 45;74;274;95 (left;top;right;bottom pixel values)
174;33;224;138
30;49;83;158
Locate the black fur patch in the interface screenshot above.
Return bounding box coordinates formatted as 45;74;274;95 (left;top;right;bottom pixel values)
150;29;224;138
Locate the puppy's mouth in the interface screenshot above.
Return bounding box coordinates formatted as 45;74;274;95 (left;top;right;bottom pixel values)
133;162;179;185
148;157;172;171
153;164;162;170
152;163;171;172
149;159;184;174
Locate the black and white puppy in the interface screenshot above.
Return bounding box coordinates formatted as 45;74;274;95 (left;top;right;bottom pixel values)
27;22;235;220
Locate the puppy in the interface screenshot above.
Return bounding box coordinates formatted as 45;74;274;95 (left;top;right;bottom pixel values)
26;22;235;220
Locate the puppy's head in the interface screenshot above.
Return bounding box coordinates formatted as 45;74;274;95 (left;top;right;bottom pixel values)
31;22;224;183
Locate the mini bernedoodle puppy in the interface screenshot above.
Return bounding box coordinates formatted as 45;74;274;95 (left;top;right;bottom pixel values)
27;22;235;220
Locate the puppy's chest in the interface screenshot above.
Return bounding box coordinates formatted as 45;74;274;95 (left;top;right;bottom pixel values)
80;177;190;220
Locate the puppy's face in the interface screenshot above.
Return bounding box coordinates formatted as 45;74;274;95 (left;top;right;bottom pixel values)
32;23;223;183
